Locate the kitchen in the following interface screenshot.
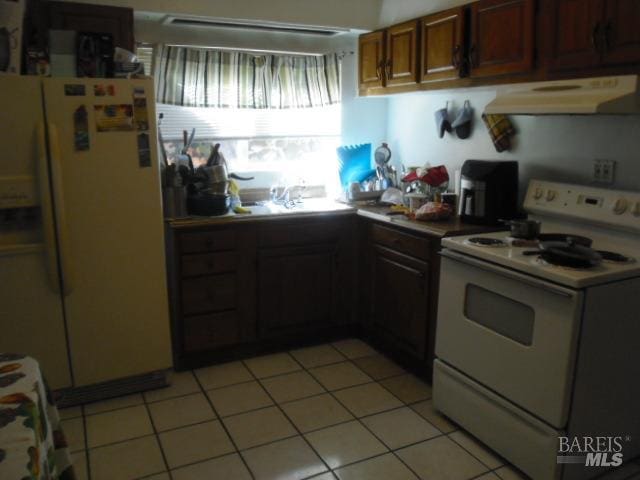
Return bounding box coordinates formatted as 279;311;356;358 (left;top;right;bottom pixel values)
1;1;639;480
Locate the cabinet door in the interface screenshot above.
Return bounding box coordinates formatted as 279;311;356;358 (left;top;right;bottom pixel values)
601;0;640;65
469;0;536;78
371;246;429;358
420;7;466;83
359;31;386;89
385;20;420;87
258;245;337;337
547;0;603;71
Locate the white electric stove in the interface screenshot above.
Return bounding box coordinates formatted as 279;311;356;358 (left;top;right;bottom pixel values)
442;180;640;288
433;180;640;480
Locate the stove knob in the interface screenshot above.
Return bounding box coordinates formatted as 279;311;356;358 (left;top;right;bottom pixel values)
533;187;544;200
612;198;629;215
632;202;640;217
546;190;557;202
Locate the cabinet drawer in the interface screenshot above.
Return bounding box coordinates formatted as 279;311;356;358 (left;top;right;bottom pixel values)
370;223;431;260
181;274;236;315
183;311;242;353
259;220;343;248
181;252;239;277
180;229;237;253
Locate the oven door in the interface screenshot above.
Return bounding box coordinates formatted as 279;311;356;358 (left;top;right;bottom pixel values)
435;249;584;429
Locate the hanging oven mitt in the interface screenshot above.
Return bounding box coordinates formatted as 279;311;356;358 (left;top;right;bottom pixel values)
451;100;473;139
435;104;452;138
481;113;516;152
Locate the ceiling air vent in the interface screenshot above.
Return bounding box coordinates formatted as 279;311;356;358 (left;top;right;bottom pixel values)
165;17;346;36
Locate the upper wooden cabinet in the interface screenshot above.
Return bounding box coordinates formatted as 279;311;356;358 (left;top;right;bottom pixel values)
468;0;536;78
546;0;602;71
359;0;640;95
601;0;640;66
385;20;420;87
359;31;386;89
420;7;466;83
547;0;640;71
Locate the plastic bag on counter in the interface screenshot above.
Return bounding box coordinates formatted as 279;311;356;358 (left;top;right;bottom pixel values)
414;202;453;222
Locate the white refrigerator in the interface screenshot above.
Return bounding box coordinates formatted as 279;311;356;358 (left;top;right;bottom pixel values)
0;75;172;399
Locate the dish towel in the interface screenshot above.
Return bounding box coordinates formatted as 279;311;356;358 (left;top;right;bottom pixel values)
482;113;516;152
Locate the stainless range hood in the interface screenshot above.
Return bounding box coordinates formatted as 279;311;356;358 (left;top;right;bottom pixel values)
484;75;640;115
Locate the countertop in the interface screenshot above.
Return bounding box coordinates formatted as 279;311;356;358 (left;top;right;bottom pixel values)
167;198;505;238
355;204;506;238
167;198;356;229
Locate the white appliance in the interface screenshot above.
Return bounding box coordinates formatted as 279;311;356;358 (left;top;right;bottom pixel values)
0;75;172;404
434;180;640;480
484;75;640;115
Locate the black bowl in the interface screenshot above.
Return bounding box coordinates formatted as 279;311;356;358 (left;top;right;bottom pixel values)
187;192;230;216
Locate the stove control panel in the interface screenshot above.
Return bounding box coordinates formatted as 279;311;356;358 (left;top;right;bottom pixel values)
525;180;640;233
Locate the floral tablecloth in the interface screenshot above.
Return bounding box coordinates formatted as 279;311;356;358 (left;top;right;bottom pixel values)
0;354;76;480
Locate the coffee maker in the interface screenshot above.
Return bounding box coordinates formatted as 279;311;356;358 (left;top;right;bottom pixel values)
458;160;518;225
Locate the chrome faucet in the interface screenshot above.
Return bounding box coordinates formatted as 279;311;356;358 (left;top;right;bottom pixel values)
270;182;306;208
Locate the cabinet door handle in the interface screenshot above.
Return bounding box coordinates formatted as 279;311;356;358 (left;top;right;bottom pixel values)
602;21;612;53
592;22;602;53
376;61;384;79
385;60;392;80
452;45;461;69
467;45;477;69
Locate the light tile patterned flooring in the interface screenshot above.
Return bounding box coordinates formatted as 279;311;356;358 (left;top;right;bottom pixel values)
59;339;640;480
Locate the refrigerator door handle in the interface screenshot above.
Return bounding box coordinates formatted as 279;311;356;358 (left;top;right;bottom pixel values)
36;123;61;294
47;123;75;296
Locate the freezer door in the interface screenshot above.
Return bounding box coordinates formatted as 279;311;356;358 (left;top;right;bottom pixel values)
41;77;172;386
0;248;72;389
0;75;72;389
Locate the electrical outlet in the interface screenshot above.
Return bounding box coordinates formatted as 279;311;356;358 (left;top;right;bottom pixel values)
593;159;616;184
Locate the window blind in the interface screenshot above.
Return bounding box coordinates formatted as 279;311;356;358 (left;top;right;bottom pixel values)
157;103;341;140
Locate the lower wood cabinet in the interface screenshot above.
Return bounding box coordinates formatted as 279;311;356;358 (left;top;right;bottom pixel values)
258;244;338;338
370;245;429;358
361;220;441;380
166;215;356;369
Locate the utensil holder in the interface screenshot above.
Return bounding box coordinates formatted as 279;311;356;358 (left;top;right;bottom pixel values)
163;186;187;218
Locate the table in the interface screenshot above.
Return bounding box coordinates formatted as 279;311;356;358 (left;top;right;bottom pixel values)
0;354;76;479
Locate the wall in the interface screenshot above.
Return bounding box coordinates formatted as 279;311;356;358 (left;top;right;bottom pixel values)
386;89;640;196
340;43;388;147
378;0;469;25
57;0;382;31
135;18;353;55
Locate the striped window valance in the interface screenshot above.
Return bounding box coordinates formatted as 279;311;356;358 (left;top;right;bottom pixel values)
155;46;341;109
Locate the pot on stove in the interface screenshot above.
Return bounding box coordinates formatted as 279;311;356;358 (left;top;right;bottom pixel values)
502;219;541;239
523;239;602;268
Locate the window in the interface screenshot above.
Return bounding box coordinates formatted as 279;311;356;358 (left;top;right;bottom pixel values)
143;45;343;193
157;103;341;190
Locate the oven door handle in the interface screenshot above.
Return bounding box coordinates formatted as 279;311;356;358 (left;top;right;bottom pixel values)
440;249;577;298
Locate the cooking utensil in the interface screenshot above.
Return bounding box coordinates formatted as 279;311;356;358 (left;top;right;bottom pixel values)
374;143;392;166
537;233;592;247
207;143;221;167
502;219;541;239
522;240;602;268
187;192;230;216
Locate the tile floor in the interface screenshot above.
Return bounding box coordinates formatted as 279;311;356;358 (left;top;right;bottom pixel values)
60;339;640;480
